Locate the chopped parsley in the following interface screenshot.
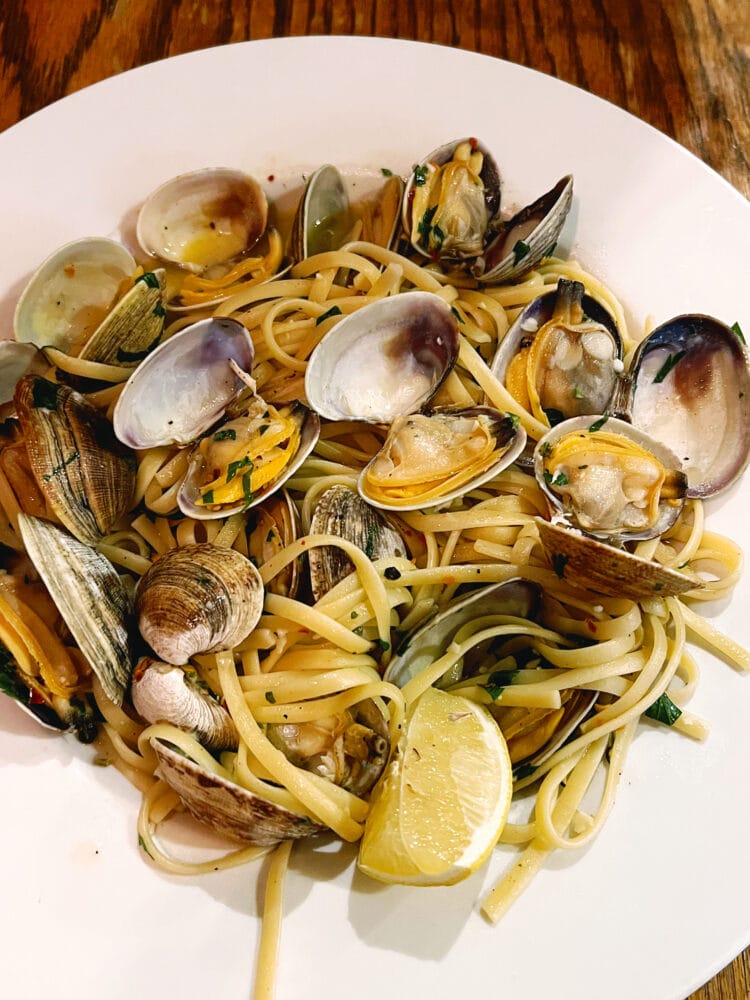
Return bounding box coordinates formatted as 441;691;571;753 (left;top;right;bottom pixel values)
138;834;154;858
374;638;391;652
265;691;276;704
213;428;237;442
380;167;393;177
201;489;215;504
588;415;609;433
653;350;687;384
227;456;253;483
432;224;445;250
413;164;429;186
241;469;254;504
417;204;438;242
316;305;342;325
483;668;519;700
135;271;161;289
512;239;531;265
732;321;746;345
572;386;584;399
451;306;465;324
540;441;553;457
506;412;520;430
644;693;682;726
543;471;569;487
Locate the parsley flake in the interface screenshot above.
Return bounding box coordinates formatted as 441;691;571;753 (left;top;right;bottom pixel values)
653;350;687;384
644;693;682;726
588;416;609;433
732;321;746;344
413;164;429;186
213;428;237;442
265;691;276;704
512;239;531;265
316;305;342;325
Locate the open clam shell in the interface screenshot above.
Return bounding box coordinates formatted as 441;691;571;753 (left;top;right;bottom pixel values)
385;579;541;688
247;489;301;598
491;278;623;433
290;164;353;261
308;485;407;601
136;167;268;274
17;514;133;704
13;237;135;352
77;269;166;367
113;317;255;449
401;137;501;263
151;738;324;846
536;519;695;601
358;406;527;512
534;415;688;543
304;291;459;423
474;175;574;284
135;543;264;665
625;314;750;497
177;400;320;518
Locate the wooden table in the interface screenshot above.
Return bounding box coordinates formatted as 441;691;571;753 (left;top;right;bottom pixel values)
1;2;747;997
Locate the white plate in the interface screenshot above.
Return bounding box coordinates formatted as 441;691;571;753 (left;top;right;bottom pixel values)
1;37;748;1000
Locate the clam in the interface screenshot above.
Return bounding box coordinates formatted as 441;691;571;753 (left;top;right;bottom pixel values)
385;579;541;688
402;137;501;262
13;237;135;352
267;698;390;796
474;175;574;284
290;164;404;261
131;657;238;751
491;278;623;432
358;406;526;512
496;688;598;769
17;514;133;704
135;543;264;665
151;738;324;846
247;489;301;598
14;376;136;546
308;485;407;601
77;269;167;367
532;416;693;600
304;291;459;422
177;396;320;519
112;317;255;449
136;167;268;274
535;416;688;542
623;314;750;497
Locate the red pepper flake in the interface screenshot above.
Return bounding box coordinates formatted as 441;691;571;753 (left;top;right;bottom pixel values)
64;263;76;277
29;688;44;704
300;539;306;546
267;174;275;182
586;620;597;634
469;137;478;150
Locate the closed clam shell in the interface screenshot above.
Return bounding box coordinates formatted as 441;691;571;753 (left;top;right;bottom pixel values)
135;543;264;665
14;376;136;546
17;514;133;705
151;738;324;846
131;657;238;751
308;485;407;601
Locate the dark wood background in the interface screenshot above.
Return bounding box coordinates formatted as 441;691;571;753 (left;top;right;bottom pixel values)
1;1;748;997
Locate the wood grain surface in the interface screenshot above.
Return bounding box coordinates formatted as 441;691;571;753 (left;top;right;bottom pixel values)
1;2;748;998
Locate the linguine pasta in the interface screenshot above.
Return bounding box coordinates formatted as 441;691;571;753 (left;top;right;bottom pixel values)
0;219;747;999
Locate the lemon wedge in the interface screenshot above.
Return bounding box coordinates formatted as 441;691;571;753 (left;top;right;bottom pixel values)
357;686;512;886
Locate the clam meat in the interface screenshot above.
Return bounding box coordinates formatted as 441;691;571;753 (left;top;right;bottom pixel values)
359;407;526;511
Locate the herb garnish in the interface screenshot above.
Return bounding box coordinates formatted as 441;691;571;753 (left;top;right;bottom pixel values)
380;167;393;177
136;271;161;289
265;691;276;704
483;668;519;700
413;164;429;186
316;305;342;325
451;306;465;324
227;456;253;483
653;350;687;384
588;416;609;432
644;693;682;726
213;428;237;442
732;321;746;344
512;240;530;265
